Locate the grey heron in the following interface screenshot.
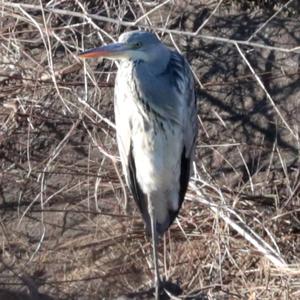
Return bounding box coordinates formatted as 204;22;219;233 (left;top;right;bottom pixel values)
79;31;197;299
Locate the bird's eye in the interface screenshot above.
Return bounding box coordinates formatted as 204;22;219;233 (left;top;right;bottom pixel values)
132;42;142;49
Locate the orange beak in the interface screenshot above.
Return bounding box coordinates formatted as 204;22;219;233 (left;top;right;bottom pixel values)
79;43;130;59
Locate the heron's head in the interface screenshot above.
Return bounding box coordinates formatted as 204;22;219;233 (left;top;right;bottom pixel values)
79;31;169;64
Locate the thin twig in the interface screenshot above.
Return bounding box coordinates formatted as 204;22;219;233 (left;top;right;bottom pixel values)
2;2;299;53
235;43;298;140
190;181;288;269
247;0;295;41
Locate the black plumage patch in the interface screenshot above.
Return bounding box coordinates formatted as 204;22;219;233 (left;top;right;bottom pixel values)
127;142;150;230
168;147;190;227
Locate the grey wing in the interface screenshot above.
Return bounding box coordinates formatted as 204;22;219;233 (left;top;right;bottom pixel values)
169;56;198;225
182;58;198;160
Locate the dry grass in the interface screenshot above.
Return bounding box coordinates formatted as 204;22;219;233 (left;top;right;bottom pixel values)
0;0;299;299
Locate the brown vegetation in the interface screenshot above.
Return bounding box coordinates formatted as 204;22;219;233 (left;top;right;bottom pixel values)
0;1;299;299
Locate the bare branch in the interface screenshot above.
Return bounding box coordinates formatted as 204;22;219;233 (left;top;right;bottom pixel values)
2;2;299;53
235;43;298;140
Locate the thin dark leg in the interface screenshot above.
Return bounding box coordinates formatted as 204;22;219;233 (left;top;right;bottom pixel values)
148;196;161;299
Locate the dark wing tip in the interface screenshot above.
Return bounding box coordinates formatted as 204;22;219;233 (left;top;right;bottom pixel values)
168;147;191;228
127;143;150;230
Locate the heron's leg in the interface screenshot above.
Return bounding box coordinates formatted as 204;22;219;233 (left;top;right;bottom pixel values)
148;195;161;299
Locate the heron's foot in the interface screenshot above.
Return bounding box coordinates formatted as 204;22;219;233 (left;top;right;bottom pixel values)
152;279;182;299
